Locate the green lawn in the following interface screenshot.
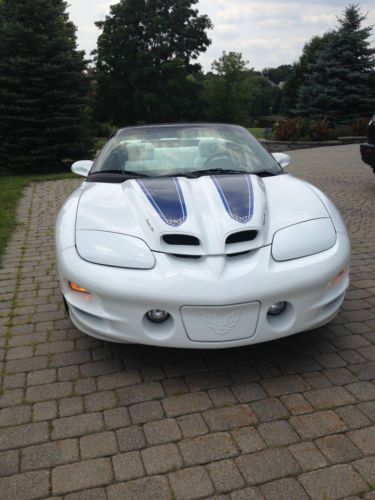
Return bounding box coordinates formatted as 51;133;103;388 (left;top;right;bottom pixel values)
248;128;265;139
0;172;75;265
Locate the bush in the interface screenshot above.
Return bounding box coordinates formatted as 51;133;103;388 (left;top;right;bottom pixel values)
271;115;368;142
334;125;353;138
352;117;370;136
308;117;336;141
273;117;304;141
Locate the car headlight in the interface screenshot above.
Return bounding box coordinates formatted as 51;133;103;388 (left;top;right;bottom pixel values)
76;230;155;269
272;218;336;262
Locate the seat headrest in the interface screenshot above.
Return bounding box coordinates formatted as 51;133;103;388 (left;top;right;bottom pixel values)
198;138;220;158
127;142;154;161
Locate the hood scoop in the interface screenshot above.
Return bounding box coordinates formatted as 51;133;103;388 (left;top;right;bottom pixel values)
162;234;201;246
151;174;265;256
225;230;259;255
160;233;203;256
226;230;258;244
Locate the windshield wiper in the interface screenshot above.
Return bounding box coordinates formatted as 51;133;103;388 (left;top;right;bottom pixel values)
88;170;151;178
174;168;275;178
250;170;277;177
177;168;248;178
87;170;152;183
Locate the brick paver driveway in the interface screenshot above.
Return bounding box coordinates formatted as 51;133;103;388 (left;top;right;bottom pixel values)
0;144;375;499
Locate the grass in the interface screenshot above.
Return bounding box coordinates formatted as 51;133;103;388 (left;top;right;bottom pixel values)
0;172;75;265
248;127;265;139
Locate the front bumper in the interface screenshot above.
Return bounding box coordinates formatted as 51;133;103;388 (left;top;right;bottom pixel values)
57;233;350;349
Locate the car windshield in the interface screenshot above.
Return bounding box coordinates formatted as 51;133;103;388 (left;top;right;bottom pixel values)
90;123;282;178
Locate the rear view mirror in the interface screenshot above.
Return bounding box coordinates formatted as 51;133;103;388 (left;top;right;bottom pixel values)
71;160;93;177
272;153;291;169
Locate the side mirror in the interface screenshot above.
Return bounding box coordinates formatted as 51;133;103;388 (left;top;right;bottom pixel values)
71;160;93;177
272;153;290;169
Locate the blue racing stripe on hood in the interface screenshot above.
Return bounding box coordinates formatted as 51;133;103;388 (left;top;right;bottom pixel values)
137;177;187;227
211;174;254;224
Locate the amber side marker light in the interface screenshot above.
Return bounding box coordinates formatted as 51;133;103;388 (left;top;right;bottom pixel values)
327;267;349;288
69;282;91;294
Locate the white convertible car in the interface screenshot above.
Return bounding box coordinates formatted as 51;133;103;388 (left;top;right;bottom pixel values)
56;123;350;348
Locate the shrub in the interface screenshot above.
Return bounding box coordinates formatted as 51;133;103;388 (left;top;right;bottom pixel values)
271;115;367;142
352;117;370;136
334;125;353;138
308;117;336;141
273;117;304;141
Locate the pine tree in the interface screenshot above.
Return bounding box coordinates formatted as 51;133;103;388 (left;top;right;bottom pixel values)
281;33;334;113
297;4;375;121
0;0;92;174
94;0;212;126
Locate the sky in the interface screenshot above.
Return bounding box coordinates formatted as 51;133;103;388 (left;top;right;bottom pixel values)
67;0;375;71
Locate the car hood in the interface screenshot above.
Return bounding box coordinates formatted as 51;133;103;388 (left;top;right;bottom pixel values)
75;174;330;256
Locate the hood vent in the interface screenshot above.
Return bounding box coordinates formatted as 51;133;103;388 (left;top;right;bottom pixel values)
162;234;201;246
226;230;258;245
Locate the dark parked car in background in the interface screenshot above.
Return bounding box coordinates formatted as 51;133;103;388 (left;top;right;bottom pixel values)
360;115;375;173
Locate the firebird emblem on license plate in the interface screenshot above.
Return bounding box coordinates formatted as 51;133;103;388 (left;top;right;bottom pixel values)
200;310;241;336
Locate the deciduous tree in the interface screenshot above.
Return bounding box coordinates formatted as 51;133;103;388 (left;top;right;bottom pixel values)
263;65;293;85
202;52;274;125
94;0;212;125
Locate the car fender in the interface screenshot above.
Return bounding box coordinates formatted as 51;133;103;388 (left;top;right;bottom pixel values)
303;182;348;235
55;183;85;253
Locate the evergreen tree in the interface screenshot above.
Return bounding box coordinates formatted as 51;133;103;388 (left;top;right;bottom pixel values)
297;5;375;121
94;0;212;126
281;33;334;113
0;0;91;174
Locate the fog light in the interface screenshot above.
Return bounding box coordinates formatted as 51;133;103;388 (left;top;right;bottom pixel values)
268;301;287;316
146;309;170;323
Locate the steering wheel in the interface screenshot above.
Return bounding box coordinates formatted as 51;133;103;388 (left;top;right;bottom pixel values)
203;152;232;167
